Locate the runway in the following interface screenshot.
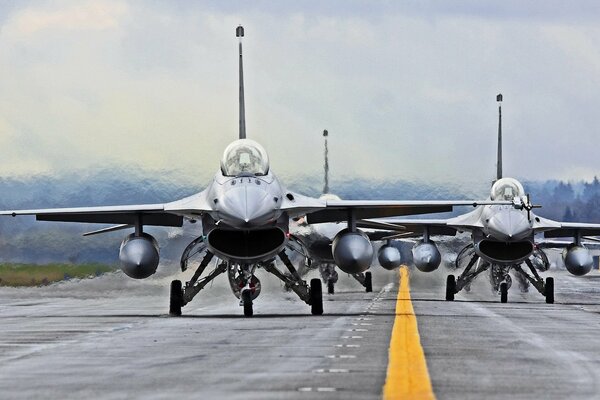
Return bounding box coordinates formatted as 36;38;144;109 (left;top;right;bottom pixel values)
2;265;600;399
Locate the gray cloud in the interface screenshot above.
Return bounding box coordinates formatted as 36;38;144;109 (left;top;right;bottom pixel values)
0;1;599;195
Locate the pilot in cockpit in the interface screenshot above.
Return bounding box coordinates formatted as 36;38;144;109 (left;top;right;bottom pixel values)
221;139;270;177
490;178;524;201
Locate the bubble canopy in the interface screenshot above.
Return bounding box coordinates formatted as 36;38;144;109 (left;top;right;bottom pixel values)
490;178;525;201
220;139;270;177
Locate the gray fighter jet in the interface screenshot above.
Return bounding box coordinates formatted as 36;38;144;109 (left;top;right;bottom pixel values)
360;94;600;303
0;27;506;317
290;130;403;294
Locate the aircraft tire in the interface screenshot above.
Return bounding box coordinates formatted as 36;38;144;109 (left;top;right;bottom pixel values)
545;277;554;304
310;278;324;315
169;280;183;316
500;282;508;303
327;279;335;295
365;271;373;293
242;289;253;317
446;275;456;301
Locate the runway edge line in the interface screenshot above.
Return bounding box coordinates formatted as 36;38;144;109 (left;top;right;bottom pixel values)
382;266;435;400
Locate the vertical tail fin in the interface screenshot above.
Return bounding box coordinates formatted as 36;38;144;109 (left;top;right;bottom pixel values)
323;130;329;194
236;25;246;139
496;93;503;181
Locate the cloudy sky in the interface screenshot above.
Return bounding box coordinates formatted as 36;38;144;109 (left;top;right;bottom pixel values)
1;1;600;189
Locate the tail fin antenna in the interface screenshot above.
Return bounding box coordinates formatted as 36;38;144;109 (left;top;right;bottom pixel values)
323;130;329;194
496;93;503;181
236;25;246;139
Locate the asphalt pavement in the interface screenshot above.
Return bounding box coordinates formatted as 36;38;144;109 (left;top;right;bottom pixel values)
2;263;600;399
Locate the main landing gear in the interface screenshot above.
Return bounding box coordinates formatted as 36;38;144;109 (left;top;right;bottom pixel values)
170;241;324;317
352;271;373;293
446;245;554;304
263;251;323;315
320;264;372;294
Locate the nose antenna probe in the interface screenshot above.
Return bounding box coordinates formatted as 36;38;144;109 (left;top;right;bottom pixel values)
237;25;246;140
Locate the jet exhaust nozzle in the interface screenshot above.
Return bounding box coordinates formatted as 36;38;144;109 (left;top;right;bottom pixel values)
119;233;160;279
412;240;441;272
332;229;373;274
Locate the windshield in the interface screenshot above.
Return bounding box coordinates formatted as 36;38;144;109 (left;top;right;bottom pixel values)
220;139;269;176
490;178;525;201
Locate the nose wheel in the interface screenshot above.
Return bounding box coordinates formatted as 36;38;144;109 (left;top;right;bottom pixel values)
241;289;253;317
500;282;508;303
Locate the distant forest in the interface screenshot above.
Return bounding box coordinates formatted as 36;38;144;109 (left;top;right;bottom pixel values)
524;177;600;223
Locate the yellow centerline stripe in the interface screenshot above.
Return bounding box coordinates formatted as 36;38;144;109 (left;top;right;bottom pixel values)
383;266;435;400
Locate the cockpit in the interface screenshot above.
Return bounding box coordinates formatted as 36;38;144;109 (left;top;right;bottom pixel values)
490;178;525;201
220;139;270;177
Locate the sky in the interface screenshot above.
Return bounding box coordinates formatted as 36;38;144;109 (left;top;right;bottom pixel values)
1;1;600;191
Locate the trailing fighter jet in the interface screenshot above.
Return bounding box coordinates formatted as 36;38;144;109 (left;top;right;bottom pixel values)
360;94;600;303
290;130;404;294
0;27;507;317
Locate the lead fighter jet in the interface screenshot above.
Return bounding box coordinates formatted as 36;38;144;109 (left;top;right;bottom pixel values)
360;94;600;303
0;27;507;317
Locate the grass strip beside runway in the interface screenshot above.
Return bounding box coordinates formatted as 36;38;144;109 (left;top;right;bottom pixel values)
0;263;115;286
383;266;435;400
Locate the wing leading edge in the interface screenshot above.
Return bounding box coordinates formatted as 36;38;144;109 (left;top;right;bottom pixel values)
0;204;184;227
296;198;509;224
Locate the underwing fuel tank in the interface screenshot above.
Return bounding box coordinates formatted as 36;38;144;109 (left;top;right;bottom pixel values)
332;229;373;274
377;243;402;270
119;233;160;279
412;240;441;272
563;245;593;276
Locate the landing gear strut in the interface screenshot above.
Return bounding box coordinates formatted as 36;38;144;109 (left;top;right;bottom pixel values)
262;250;323;315
447;249;554;304
319;264;338;294
446;254;490;301
513;260;554;304
170;250;228;317
352;271;373;292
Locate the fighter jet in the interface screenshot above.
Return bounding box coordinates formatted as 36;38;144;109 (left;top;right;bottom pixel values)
290;130;404;294
360;94;600;303
0;26;507;317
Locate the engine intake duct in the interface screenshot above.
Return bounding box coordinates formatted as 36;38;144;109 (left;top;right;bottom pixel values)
208;228;286;263
477;240;533;263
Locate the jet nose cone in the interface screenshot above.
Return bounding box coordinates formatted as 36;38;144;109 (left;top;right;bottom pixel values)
220;186;248;222
486;209;530;241
219;183;278;227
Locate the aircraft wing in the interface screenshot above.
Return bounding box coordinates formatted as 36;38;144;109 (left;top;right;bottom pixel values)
357;218;459;237
537;239;600;250
0;203;184;227
0;190;215;227
539;220;600;238
282;193;508;224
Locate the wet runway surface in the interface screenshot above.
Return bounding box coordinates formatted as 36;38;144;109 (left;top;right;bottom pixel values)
0;269;397;400
2;265;600;399
412;268;600;400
